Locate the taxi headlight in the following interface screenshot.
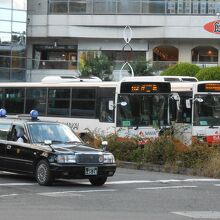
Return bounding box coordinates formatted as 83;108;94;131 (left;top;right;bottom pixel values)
104;154;115;164
57;154;76;163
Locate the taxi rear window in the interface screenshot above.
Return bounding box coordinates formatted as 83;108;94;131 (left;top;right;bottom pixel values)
0;123;11;140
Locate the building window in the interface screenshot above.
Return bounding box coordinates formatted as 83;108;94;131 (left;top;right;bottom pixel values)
48;0;219;15
153;45;179;70
33;44;77;70
49;1;68;13
0;1;27;82
191;46;218;63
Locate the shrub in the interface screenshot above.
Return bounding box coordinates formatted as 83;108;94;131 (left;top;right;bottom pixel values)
200;152;220;178
196;66;220;80
93;132;220;178
107;135;139;162
161;63;200;77
142;135;176;164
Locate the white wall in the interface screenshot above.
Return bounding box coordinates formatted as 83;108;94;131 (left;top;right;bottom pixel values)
28;14;220;39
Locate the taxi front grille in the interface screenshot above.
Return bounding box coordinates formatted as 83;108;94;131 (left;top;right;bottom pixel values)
76;154;100;164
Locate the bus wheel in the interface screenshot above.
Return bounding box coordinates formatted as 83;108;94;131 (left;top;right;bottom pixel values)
35;160;53;186
89;177;107;186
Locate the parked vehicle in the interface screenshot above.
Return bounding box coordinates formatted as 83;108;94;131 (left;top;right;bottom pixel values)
0;109;116;186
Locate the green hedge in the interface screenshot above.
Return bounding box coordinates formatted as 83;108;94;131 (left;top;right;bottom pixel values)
161;63;200;77
196;66;220;80
104;135;220;178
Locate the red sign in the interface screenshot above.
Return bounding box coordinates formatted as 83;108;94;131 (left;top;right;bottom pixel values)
207;135;220;144
204;20;220;34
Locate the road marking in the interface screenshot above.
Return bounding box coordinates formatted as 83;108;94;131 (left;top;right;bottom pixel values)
137;185;197;190
0;183;36;186
106;178;220;185
38;189;117;197
0;194;19;198
214;184;220;186
172;211;220;219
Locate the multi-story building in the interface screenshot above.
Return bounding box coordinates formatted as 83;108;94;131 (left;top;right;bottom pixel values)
0;0;27;81
1;0;220;82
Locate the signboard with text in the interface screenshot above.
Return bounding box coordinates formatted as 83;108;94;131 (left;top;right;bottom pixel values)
204;20;220;34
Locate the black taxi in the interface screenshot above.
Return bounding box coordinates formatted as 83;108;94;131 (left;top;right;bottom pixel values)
0;109;116;186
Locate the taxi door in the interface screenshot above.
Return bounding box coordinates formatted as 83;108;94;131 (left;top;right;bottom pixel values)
0;122;12;169
0;140;5;169
5;124;34;173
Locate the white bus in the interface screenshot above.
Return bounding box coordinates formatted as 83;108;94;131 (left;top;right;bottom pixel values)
0;76;171;142
170;81;220;145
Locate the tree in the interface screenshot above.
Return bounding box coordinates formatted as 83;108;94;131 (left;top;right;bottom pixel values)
130;58;155;76
196;66;220;80
161;63;200;77
80;53;112;80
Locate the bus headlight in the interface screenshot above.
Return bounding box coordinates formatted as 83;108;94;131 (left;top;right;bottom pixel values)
57;154;76;163
104;154;115;164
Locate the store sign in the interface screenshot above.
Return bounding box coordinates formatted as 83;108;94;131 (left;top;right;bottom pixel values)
204;20;220;34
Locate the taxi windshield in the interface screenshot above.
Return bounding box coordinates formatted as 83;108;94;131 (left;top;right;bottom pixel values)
28;123;81;144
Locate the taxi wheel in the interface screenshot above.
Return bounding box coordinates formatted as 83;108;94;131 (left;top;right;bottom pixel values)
89;177;107;186
35;160;53;186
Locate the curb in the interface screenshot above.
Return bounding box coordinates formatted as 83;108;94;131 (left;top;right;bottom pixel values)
117;160;195;176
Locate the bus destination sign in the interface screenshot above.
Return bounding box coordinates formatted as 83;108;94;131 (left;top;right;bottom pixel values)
131;84;158;93
198;83;220;92
120;82;171;93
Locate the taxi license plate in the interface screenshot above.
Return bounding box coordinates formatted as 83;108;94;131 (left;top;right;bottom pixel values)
85;167;98;175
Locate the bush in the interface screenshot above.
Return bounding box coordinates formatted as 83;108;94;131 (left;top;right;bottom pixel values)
93;132;220;178
142;135;176;164
200;152;220;178
107;134;176;165
107;135;139;162
177;142;212;168
196;66;220;80
161;63;200;77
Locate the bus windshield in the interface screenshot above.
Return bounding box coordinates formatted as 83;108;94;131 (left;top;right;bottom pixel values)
116;94;169;128
194;94;220;126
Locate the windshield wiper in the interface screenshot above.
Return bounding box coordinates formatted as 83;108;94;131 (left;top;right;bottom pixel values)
64;141;81;144
51;140;63;144
209;125;218;128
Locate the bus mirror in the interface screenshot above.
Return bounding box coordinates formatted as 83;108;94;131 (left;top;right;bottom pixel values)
194;98;203;103
109;101;127;110
120;101;127;107
186;99;191;109
170;93;180;110
170;93;180;101
108;100;114;111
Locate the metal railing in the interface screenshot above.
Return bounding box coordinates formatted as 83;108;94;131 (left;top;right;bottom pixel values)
48;0;220;15
32;60;77;70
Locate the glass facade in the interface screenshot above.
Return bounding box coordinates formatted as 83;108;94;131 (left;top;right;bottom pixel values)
48;0;220;15
0;0;27;81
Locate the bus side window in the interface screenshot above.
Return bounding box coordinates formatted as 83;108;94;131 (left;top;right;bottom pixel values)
5;88;25;114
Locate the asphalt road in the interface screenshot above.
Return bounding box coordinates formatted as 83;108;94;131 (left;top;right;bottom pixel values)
0;168;220;220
